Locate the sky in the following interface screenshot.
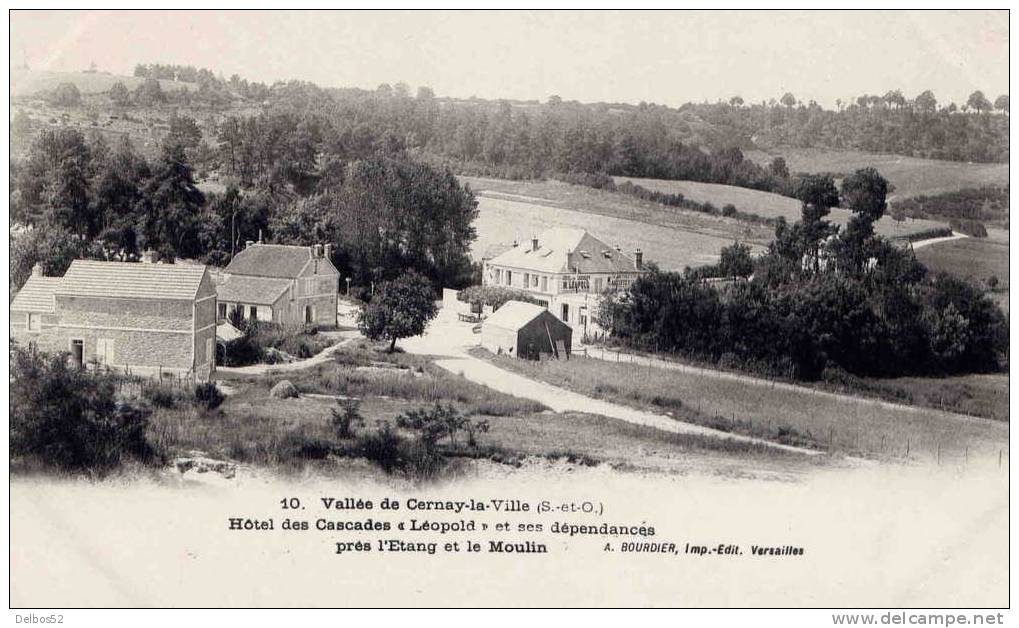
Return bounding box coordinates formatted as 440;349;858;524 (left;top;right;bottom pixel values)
9;10;1010;108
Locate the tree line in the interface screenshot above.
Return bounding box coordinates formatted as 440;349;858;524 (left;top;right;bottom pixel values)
598;169;1008;380
10;123;479;294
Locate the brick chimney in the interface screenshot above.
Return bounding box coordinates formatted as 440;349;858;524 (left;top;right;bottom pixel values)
634;248;644;270
324;243;333;261
531;235;539;252
141;249;157;264
246;240;254;249
31;263;43;277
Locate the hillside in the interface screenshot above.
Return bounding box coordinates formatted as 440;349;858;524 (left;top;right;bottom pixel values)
743;148;1009;199
10;68;198;98
613;176;949;239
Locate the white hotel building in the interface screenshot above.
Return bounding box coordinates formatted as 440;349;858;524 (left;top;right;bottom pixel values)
481;228;647;336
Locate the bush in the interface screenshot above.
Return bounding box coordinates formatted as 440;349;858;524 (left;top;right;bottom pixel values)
330;399;364;439
457;285;541;311
141;381;183;408
194;382;224;410
948;218;988;238
10;343;155;474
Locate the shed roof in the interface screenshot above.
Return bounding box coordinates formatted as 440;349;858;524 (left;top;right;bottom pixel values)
225;244;320;278
11;276;62;313
57;260;208;301
487;228;639;274
216;273;291;306
484;300;558;332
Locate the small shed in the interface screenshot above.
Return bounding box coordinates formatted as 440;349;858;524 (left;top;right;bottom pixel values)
481;301;572;360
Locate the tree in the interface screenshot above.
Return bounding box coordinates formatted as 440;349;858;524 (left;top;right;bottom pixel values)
729;95;744;107
357;271;439;352
994;94;1009;114
718;241;753;278
768;156;789;179
841;167;888;224
914;89;937;114
50;82;81;107
967;90;992;114
135;143;206;259
780;92;797;108
108;81;130;106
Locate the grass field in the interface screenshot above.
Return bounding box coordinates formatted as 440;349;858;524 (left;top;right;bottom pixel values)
744;147;1009;199
614;176;949;239
174;341;814;478
11;68;198;98
478;351;1009;465
461;176;772;270
916;237;1010;314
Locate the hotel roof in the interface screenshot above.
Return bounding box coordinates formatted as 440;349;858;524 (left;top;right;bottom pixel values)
487;228;640;274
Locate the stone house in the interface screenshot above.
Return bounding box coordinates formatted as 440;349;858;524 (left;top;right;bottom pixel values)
10;259;218;380
215;242;339;327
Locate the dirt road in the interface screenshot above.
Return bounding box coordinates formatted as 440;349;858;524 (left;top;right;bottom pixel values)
401;309;823;456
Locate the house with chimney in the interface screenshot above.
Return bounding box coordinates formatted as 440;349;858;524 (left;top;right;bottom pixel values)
481;228;647;336
214;241;339;327
10;256;218;379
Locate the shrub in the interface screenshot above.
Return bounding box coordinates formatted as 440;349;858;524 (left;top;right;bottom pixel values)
10;343;155;474
354;424;443;477
141;381;183;408
948;218;988;238
330;399;364;439
194;382;224;410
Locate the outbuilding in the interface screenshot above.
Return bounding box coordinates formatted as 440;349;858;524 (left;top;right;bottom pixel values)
480;300;572;360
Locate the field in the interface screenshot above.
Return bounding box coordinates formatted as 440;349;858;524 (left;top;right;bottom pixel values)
10;68;198;98
744;147;1010;199
186;341;812;478
916;236;1010;314
461;176;772;270
478;351;1009;466
614;176;949;239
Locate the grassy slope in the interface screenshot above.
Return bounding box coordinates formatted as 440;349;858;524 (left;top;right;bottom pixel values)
477;350;1008;464
613;176;948;239
11;68;198;97
170;342;811;477
461;176;773;271
916;237;1010;314
744;147;1009;198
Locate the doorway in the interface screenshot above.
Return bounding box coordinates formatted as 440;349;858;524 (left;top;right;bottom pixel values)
561;303;569;322
70;339;84;368
304;305;314;323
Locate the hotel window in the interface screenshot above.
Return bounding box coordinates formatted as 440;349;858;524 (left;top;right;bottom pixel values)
218;303;227;319
594;278;603;292
523;272;530;287
506;270;513;286
532;274;539;288
27;313;41;332
541;276;548;292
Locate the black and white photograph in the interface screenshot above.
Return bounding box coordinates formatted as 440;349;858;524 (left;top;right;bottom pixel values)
6;9;1012;616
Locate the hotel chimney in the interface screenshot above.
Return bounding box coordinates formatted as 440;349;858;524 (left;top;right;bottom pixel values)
531;235;539;252
31;263;43;277
634;248;643;270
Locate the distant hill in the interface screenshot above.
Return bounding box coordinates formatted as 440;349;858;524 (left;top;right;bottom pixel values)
10;68;198;98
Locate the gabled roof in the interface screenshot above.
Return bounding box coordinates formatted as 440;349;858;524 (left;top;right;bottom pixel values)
11;276;62;313
225;244;319;278
57;260;208;301
216;273;291;306
487;228;639;274
484;300;561;332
